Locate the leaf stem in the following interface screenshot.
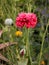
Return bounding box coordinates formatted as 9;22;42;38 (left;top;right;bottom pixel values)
38;20;49;65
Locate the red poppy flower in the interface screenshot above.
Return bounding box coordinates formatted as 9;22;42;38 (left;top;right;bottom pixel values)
16;12;37;28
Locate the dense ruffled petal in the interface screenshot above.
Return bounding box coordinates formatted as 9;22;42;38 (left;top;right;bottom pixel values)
16;12;37;28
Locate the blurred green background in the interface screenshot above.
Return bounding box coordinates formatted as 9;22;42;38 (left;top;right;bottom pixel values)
0;0;49;65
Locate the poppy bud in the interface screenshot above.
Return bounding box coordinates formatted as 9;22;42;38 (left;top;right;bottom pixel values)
20;49;25;56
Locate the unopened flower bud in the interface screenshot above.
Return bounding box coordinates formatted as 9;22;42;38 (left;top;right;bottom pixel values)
20;49;25;56
5;18;13;25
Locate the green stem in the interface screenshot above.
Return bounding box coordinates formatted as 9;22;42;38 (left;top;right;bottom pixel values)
26;28;32;65
38;21;49;65
26;0;32;12
26;28;29;56
26;1;32;65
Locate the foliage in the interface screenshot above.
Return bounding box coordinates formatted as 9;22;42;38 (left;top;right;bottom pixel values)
0;0;49;65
